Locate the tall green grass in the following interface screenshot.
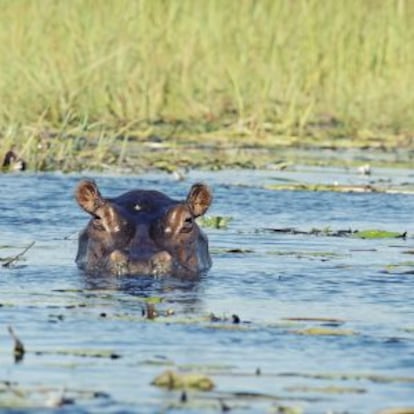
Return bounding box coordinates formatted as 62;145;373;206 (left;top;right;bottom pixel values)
1;0;413;153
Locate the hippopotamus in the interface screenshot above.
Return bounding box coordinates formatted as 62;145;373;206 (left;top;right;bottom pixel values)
75;180;213;277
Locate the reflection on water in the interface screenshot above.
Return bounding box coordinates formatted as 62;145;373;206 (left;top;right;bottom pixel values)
82;272;206;315
0;168;414;413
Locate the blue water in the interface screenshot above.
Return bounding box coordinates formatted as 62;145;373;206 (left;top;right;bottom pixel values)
1;167;414;413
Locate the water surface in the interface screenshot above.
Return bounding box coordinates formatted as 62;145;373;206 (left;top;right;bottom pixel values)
1;166;414;413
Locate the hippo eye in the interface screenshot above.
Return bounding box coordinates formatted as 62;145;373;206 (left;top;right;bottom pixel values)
180;216;194;233
134;204;141;211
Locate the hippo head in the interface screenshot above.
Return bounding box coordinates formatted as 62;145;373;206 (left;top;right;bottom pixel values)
75;180;213;277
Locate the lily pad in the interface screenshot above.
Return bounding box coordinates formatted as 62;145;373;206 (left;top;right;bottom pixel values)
353;230;406;239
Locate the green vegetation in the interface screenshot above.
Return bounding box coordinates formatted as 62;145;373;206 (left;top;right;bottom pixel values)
353;229;407;239
261;226;408;238
1;0;414;171
199;215;233;229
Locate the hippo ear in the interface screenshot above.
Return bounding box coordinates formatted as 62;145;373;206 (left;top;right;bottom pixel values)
186;183;212;217
75;180;105;215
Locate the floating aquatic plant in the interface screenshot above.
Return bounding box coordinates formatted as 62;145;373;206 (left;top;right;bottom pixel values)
262;227;407;239
353;229;407;239
151;370;215;391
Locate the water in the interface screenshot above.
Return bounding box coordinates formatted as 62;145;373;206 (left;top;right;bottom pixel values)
1;167;414;413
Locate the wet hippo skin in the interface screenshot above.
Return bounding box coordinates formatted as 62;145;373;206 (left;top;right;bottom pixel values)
75;180;213;277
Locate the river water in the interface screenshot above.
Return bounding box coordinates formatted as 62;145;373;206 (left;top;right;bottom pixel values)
1;166;413;413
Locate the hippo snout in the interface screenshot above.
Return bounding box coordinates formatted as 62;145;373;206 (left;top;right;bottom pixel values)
107;250;173;277
75;180;213;277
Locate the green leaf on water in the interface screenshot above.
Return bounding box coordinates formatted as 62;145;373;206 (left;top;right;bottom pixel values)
142;296;163;304
353;229;406;239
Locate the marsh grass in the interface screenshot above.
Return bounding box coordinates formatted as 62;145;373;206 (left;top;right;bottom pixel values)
1;0;414;170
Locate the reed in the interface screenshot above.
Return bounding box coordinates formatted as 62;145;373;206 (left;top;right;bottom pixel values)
1;0;413;168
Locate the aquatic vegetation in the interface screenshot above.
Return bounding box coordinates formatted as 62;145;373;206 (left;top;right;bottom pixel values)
199;215;233;229
34;349;122;359
152;370;215;391
0;241;35;268
267;250;346;260
7;326;25;362
353;229;407;239
262;227;408;239
0;382;111;409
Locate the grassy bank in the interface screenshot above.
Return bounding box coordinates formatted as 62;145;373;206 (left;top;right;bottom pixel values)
1;0;413;171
